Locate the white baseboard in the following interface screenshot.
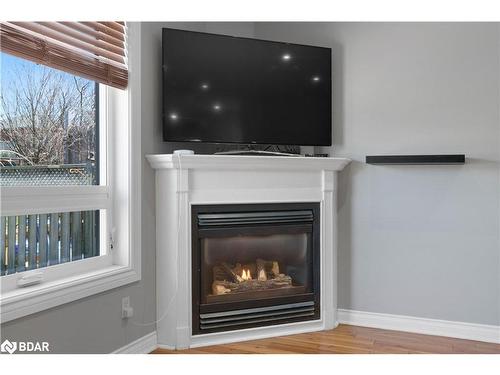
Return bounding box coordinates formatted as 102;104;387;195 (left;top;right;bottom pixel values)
113;331;158;354
338;309;500;344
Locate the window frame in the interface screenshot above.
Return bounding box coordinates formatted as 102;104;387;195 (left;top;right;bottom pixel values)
0;23;141;323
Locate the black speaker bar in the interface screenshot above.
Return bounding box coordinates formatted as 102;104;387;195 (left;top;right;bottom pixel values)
366;154;465;165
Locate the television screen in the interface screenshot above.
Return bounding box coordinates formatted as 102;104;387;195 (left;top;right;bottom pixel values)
162;28;332;146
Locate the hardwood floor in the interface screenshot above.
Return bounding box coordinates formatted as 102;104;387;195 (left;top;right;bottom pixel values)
152;324;500;354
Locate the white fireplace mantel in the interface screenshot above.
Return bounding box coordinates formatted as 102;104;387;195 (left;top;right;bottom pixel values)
146;154;350;349
147;153;351;171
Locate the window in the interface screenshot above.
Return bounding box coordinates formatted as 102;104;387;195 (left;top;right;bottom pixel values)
0;22;141;323
1;53;103;276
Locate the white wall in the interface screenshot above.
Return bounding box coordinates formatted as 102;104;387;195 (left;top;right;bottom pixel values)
255;22;500;325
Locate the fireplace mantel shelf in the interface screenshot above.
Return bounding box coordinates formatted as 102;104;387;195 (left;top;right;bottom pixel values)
146;154;351;171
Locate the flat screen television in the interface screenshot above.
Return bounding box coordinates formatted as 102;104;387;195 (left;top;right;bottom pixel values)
162;28;332;146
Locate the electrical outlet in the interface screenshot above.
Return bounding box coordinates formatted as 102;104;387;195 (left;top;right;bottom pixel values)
121;296;133;319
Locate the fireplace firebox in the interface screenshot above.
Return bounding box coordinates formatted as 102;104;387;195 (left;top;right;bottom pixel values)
192;203;320;334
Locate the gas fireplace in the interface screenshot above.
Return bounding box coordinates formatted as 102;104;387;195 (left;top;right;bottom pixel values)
192;203;321;334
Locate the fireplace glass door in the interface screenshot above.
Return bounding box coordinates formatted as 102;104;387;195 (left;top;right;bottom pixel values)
201;228;312;304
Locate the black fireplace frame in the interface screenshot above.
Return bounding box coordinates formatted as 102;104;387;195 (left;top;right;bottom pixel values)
191;202;321;335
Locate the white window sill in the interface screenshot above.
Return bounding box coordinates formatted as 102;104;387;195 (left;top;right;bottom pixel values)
0;264;140;323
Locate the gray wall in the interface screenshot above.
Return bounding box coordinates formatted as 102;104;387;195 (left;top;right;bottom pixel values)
2;23;498;354
0;22;255;353
255;22;500;325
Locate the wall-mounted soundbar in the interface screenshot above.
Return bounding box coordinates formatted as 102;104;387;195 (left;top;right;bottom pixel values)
366;154;465;165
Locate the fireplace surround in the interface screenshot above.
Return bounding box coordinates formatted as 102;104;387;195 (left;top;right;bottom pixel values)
147;154;350;349
192;202;321;334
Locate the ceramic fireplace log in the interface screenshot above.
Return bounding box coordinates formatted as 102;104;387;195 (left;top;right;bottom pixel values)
221;262;244;282
256;259;280;278
217;259;281;285
211;274;293;296
256;259;268;281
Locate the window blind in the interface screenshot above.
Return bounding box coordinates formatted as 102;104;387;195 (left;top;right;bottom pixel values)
0;21;128;89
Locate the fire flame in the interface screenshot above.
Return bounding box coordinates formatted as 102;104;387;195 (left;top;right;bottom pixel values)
241;269;252;281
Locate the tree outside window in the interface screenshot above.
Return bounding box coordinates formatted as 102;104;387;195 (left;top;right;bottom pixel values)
0;52;98;185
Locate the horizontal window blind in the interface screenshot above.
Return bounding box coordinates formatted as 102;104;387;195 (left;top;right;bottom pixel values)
0;21;128;89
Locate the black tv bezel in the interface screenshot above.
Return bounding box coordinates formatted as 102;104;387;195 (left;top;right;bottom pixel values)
161;27;332;147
